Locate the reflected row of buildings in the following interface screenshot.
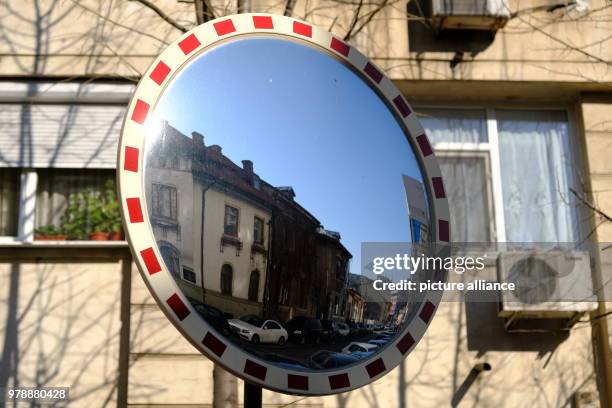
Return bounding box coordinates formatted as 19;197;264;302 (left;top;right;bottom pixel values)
146;122;387;324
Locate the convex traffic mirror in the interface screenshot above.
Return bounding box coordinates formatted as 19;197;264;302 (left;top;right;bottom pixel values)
118;14;450;395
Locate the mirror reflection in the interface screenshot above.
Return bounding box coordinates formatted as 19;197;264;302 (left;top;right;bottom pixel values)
144;37;430;371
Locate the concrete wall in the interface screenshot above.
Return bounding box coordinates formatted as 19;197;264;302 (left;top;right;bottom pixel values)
1;0;610;87
0;246;130;407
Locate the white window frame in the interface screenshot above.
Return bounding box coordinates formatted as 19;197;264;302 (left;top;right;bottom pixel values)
417;104;585;243
0;81;133;244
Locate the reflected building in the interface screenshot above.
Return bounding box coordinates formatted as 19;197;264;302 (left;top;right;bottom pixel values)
146;122;353;322
346;287;365;323
348;274;392;324
315;229;352;321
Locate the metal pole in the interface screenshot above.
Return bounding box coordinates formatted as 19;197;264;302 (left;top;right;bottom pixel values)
244;382;262;408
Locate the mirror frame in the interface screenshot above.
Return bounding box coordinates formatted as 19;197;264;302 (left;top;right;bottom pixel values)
117;13;450;396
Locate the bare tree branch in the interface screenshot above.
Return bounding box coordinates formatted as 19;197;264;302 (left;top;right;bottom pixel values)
344;0;365;41
284;0;297;16
194;0;216;24
131;0;189;33
344;0;396;41
571;187;612;223
514;13;612;67
69;0;170;44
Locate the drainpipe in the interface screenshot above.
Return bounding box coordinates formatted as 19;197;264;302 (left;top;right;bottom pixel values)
262;214;274;318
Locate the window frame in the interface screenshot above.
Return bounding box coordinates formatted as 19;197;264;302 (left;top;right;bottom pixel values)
0;168;22;240
151;183;179;222
416;104;586;244
0;81;133;244
253;216;265;245
223;204;240;237
435;150;497;243
182;266;197;284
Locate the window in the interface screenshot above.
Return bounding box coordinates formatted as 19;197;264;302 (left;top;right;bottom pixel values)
220;264;233;295
183;266;196;283
159;242;181;278
36;169;115;229
0;169;20;236
151;183;178;220
253;216;264;245
418;107;579;243
248;270;260;302
438;154;493;242
496;110;578;242
224;205;239;236
263;321;281;330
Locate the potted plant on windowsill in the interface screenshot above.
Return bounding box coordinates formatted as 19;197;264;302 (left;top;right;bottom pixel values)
103;180;123;241
34;225;68;241
60;180;122;241
89;193;109;241
63;189;97;240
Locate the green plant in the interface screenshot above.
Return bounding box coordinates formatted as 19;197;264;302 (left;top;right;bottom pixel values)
102;179;122;233
60;179;122;239
62;191;89;239
35;225;61;236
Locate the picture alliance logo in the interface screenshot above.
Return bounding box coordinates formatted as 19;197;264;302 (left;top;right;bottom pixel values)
371;253;487;275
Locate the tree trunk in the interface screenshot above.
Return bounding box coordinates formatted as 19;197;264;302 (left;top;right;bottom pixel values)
213;364;238;408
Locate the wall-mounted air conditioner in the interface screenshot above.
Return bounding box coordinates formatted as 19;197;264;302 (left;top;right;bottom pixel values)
497;250;597;332
430;0;511;30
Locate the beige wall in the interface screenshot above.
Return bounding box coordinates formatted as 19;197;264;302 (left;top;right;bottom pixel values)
0;248;129;407
0;251;599;407
0;0;610;87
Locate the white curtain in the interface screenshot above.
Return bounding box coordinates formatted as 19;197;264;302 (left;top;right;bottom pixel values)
438;156;491;242
497;110;578;242
418;108;488;144
419;108;490;242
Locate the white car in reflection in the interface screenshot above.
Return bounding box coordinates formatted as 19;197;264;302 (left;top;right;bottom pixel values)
228;315;288;345
341;342;379;354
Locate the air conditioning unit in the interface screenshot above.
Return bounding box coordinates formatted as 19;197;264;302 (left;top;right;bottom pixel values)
497;250;597;332
430;0;511;30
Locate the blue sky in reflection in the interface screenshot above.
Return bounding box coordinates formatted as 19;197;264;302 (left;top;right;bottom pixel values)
155;37;424;274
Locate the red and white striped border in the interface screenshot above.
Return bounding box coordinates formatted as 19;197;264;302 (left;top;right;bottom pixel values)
117;13;450;396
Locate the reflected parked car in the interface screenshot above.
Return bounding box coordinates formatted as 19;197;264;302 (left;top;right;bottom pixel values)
320;320;335;341
259;353;308;370
341;342;378;354
285;316;323;344
334;322;350;338
309;350;359;369
367;339;387;349
374;333;392;341
349;351;375;360
373;323;385;333
188;298;232;336
228;315;288;345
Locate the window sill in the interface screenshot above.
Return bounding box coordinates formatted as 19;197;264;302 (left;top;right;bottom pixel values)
221;235;243;250
251;243;267;255
0;240;129;248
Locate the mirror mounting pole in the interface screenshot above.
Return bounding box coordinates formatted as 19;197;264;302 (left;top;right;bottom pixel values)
244;381;262;408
